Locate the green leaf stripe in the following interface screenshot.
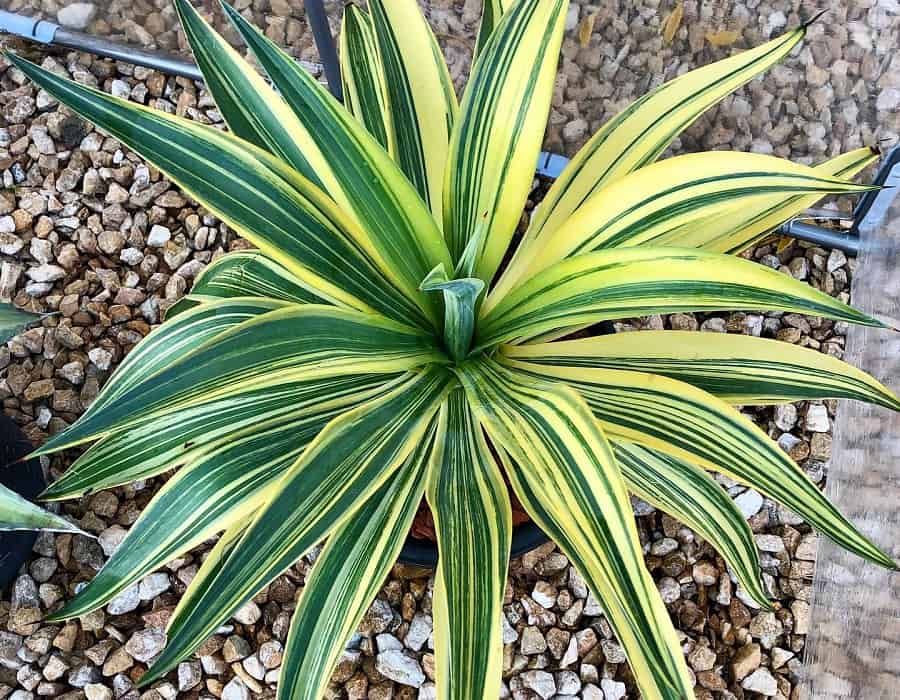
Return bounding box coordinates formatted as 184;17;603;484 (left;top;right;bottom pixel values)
715;147;880;254
140;366;454;685
278;421;436;700
340;5;395;154
474;0;509;56
612;441;770;609
88;298;283;416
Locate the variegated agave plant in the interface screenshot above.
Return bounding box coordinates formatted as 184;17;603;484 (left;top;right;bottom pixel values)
7;0;897;697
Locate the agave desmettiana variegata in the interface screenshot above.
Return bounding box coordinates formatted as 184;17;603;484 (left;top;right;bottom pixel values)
7;1;898;697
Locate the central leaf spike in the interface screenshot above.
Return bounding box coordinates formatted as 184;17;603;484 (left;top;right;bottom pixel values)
420;264;485;361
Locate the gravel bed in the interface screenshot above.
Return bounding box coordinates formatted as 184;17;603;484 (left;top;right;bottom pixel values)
0;0;898;698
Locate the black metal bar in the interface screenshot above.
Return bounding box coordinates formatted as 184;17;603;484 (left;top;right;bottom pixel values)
53;27;203;81
780;220;860;255
305;0;343;101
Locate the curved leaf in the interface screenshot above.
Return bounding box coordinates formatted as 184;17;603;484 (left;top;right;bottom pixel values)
491;151;874;298
139;366;454;685
427;389;511;700
505;330;900;411
478;247;884;347
505;358;896;569
443;0;567;279
612;442;770;609
707;146;879;254
37;305;445;454
278;422;435;700
420;265;484;361
458;359;693;700
524;22;811;247
7;53;431;328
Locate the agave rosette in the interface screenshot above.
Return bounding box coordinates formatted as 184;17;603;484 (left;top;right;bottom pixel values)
8;1;898;698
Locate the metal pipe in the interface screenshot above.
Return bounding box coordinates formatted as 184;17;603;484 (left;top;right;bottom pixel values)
53;28;203;81
304;0;342;101
780;220;860;255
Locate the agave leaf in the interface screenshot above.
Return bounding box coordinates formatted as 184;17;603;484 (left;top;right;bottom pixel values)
490;151;875;298
220;1;453;310
6;53;436;329
91;299;284;415
505;330;900;411
0;484;81;533
474;0;509;56
339;5;395;155
36;305;444;455
0;304;41;344
420;265;484;361
139;367;454;685
427;390;511;700
443;0;567;280
477;247;884;348
458;359;693;700
524;21;810;248
48;412;319;619
368;0;458;221
166;251;329;318
505;358;896;569
278;422;435;700
173;0;322;187
41;374;399;500
704;147;879;254
612;442;770;609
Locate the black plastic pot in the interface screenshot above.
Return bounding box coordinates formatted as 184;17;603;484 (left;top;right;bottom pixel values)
0;415;46;589
397;320;615;567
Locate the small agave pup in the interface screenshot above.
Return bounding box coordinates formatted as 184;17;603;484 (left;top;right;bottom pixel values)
7;0;898;697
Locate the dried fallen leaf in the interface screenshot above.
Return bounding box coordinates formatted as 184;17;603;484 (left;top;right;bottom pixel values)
775;235;795;254
661;1;684;44
578;10;599;48
705;29;740;47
